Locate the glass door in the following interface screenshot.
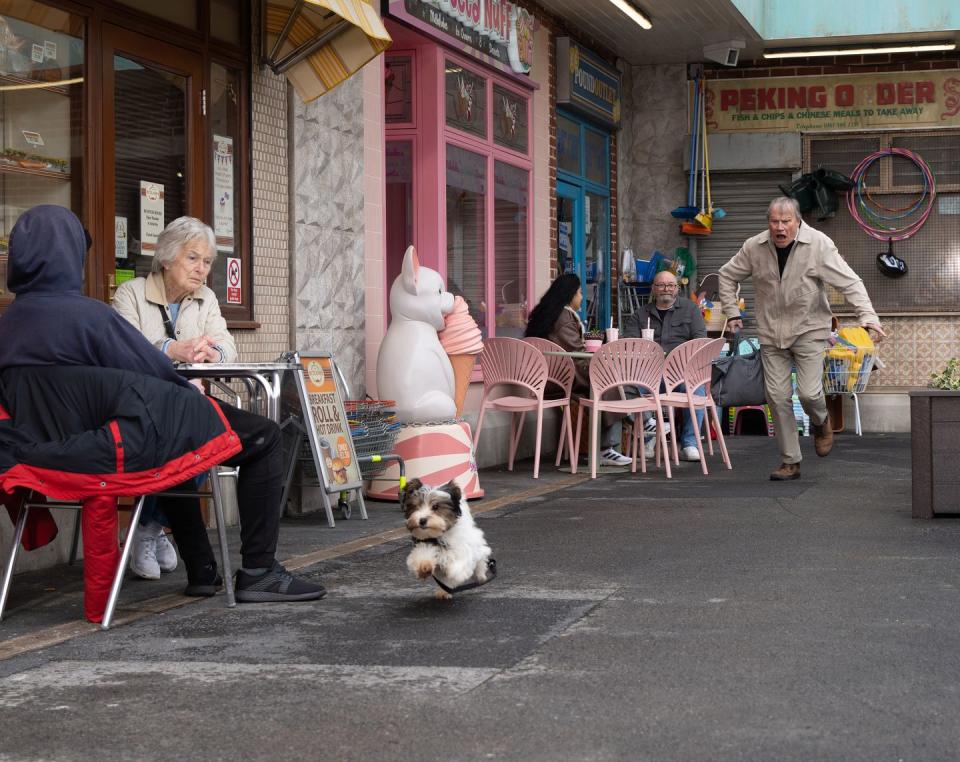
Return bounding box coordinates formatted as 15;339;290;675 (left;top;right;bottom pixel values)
585;191;609;331
99;25;204;302
557;180;590;323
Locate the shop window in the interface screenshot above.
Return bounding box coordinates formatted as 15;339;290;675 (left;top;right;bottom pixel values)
446;144;487;337
494;161;528;338
557;115;580;175
444;60;486;140
207;61;249;316
114;0;198;30
385;54;413;125
0;4;84;306
493;84;527;154
386;140;413;298
584;128;607;187
111;53;189;286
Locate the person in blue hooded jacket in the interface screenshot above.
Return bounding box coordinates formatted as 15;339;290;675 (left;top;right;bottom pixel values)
0;205;325;603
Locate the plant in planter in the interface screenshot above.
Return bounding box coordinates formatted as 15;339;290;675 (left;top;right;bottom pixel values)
583;329;604;352
912;357;960;518
930;358;960;390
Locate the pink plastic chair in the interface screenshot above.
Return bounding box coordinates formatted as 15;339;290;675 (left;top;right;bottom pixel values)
660;338;732;474
523;337;578;469
572;338;671;479
660;338;715;466
473;337;564;479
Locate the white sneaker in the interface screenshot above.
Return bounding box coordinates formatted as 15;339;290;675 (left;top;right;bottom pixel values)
129;527;161;580
643;417;670;435
681;446;701;462
599;448;632;467
155;528;178;573
643;437;656;459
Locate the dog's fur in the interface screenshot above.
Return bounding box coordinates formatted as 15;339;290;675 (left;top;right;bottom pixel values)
402;478;492;600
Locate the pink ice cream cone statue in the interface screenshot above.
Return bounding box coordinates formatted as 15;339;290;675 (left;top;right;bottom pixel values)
439;296;484;417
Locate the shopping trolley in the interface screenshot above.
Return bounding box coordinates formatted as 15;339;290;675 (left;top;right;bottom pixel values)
341;399;406;518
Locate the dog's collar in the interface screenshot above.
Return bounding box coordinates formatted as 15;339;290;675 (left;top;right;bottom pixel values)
412;537;445;547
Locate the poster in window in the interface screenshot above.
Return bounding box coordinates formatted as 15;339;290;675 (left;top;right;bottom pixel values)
445;60;486;139
226;256;241;304
493;85;527;152
213;134;234;253
139;181;164;255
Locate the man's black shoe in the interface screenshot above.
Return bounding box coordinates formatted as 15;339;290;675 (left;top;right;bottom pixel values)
235;561;327;603
184;561;222;597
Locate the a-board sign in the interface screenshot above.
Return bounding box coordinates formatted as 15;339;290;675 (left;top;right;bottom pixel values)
281;353;363;494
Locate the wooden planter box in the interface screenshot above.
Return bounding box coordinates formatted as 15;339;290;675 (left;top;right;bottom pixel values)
910;390;960;518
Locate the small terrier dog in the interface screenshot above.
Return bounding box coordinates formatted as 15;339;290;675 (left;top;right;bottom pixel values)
402;478;493;600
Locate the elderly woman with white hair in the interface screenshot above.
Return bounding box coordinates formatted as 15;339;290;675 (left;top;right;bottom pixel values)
113;216;237;580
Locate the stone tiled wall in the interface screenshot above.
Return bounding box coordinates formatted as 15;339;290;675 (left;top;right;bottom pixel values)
291;74;367;397
840;316;959;389
617;63;688;263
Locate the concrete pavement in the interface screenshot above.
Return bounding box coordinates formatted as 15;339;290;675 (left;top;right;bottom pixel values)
2;432;960;760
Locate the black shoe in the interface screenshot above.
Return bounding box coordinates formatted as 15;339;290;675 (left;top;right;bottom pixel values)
184;561;222;597
234;561;327;603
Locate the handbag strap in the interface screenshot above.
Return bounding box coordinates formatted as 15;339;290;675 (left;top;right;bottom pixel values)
157;304;176;340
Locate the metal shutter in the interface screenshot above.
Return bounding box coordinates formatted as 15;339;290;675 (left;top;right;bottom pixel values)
694;171;794;335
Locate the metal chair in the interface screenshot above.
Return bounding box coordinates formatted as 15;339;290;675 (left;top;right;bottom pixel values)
0;465;236;630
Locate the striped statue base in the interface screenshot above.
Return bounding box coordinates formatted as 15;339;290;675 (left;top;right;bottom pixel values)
364;421;484;501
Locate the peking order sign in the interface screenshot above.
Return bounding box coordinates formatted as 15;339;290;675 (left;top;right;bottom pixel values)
705;70;960;132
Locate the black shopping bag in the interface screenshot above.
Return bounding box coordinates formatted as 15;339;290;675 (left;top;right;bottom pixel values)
711;335;766;408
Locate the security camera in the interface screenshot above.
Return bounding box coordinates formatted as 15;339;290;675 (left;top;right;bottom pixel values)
703;40;745;67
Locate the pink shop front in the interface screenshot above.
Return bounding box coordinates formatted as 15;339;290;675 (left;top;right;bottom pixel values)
379;1;542;359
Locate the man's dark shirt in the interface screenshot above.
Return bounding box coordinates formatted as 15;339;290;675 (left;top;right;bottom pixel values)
624;296;707;354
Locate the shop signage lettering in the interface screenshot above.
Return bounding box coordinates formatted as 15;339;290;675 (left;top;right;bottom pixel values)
387;0;536;76
556;38;621;128
706;70;960;132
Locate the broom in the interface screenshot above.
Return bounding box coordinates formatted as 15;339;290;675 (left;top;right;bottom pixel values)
671;76;701;220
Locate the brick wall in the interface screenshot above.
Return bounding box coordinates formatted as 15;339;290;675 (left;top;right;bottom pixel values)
706;52;960;80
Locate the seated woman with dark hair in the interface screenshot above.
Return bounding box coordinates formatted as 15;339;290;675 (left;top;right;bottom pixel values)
525;273;630;467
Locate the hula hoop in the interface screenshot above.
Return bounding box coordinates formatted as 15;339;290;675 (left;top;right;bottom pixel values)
846;147;936;241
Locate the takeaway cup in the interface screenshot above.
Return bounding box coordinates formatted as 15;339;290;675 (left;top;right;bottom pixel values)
605;328;619;343
641;328;655;341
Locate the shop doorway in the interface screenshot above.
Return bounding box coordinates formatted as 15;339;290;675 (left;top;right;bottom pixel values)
556;111;611;331
98;25;205;303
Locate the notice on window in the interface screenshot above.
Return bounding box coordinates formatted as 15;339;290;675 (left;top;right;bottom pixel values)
139;181;164;255
114;216;127;260
213;135;234;253
226;256;241;304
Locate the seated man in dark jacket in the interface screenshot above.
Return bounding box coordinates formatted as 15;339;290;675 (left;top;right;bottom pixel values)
0;205;325;603
623;269;707;461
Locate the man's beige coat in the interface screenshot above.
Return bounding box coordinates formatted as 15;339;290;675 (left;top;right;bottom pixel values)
719;222;878;349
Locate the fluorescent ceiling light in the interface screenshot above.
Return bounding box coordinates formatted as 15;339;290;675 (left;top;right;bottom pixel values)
764;42;956;59
607;0;652;30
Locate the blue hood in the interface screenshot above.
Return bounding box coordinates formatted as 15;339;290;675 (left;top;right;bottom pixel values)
0;206;189;388
8;205;87;295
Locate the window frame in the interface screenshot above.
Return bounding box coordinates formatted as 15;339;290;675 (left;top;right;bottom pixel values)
438;49;533;348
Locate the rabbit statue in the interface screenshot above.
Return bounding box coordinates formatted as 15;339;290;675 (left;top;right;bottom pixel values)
377;246;457;423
